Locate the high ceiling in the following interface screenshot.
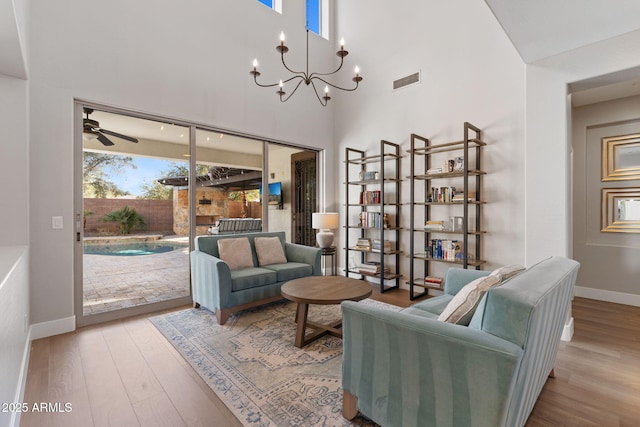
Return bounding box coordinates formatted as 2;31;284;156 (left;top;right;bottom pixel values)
485;0;640;104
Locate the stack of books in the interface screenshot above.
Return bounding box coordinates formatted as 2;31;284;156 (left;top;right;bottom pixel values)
358;262;390;276
452;191;476;202
426;167;443;175
424;220;445;231
354;238;371;251
371;239;392;253
424;276;443;287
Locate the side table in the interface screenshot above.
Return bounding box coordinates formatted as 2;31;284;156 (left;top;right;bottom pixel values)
321;246;337;276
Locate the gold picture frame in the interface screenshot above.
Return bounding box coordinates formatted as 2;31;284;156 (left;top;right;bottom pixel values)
601;133;640;181
601;188;640;233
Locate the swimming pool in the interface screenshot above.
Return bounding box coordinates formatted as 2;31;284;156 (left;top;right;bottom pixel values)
84;241;188;256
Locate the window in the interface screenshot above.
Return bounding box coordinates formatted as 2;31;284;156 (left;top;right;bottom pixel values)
306;0;321;34
257;0;282;13
306;0;328;38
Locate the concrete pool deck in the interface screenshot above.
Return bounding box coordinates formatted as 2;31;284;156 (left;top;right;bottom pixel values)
83;235;190;315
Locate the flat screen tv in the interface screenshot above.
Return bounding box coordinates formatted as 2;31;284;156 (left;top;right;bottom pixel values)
259;182;283;209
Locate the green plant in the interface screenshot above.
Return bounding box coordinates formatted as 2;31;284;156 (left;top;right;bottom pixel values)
100;206;146;235
83;210;94;230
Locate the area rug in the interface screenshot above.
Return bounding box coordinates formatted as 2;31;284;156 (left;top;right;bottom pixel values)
151;299;400;426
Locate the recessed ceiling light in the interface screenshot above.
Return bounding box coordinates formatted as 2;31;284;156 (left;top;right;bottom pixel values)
206;136;210;141
160;125;164;131
180;134;184;138
219;133;224;139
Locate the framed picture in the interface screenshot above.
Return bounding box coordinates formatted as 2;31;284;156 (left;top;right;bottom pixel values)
601;188;640;233
601;134;640;181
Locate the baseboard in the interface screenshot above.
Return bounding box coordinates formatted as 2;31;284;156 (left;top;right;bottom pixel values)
10;328;32;427
560;317;574;342
575;286;640;307
30;315;76;340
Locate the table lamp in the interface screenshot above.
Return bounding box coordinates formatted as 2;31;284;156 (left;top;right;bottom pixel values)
312;212;339;248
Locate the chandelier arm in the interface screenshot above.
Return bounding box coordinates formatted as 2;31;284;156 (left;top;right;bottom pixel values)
280;52;308;78
280;78;306;103
252;73;302;88
312;76;361;92
252;73;282;88
308;56;345;79
309;80;329;106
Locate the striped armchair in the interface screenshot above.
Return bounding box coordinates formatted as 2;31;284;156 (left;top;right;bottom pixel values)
341;256;580;427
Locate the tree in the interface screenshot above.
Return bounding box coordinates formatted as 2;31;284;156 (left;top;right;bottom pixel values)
100;206;146;235
139;162;209;200
83;152;135;198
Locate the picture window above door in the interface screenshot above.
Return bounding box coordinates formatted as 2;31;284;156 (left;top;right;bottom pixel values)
257;0;282;14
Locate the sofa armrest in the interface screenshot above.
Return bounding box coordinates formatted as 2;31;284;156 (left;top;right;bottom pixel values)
190;250;233;310
341;301;523;427
444;267;491;295
284;243;322;275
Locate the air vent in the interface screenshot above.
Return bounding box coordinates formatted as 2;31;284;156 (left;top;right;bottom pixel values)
393;71;421;91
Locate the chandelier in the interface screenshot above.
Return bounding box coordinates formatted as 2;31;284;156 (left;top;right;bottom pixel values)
250;29;362;107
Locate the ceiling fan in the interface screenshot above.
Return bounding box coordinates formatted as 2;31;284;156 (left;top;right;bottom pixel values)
83;108;139;146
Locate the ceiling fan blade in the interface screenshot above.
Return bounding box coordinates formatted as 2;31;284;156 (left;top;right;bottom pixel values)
99;128;139;143
96;132;115;146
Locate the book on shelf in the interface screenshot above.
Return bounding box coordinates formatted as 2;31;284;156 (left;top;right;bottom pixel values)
424;220;445;231
371;239;392;253
358;211;385;228
357;261;390;276
428;186;456;203
354;238;371;250
426;239;464;261
359;190;382;204
424;276;443;286
426;168;443;175
452;191;476;202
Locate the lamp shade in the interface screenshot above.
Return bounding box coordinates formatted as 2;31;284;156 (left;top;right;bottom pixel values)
312;212;339;230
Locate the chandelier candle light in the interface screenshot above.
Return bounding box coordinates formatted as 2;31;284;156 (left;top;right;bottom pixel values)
250;30;362;106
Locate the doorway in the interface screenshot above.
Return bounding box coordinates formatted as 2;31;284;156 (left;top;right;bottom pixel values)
77;105;193;325
291;150;318;246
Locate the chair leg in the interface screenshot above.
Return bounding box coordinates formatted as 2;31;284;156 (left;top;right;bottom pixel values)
216;309;230;325
549;368;556;378
193;302;200;309
342;390;358;420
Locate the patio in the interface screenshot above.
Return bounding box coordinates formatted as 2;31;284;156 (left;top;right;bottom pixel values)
83;236;190;315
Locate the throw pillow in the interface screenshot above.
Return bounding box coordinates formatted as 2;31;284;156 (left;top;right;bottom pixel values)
438;274;501;325
217;237;254;271
254;236;287;266
490;264;525;282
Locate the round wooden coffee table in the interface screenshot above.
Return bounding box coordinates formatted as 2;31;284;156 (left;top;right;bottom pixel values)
281;276;372;348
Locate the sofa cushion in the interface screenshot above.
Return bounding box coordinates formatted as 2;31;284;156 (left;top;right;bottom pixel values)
218;237;254;271
438;274;501;325
263;262;313;282
230;267;278;291
490;264;525;282
254;236;288;266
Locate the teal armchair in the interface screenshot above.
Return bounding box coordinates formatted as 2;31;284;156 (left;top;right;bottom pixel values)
341;256;580;427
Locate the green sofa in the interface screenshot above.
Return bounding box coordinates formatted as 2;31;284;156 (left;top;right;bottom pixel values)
191;231;321;324
341;256;580;427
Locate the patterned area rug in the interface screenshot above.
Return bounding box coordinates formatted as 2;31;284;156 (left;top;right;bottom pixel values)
151;299;400;426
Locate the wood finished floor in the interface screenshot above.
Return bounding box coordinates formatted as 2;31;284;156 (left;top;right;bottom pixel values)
20;290;640;427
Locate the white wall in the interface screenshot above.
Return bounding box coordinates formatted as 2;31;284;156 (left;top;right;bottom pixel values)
27;0;336;327
334;0;527;279
572;95;640;305
526;29;640;265
0;247;29;427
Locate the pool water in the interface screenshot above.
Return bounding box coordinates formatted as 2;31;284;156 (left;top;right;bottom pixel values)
84;241;188;256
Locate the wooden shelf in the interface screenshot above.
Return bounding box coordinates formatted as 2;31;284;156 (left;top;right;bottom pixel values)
344;140;402;294
407;123;486;300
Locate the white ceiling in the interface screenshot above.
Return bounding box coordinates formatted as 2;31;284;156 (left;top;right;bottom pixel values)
485;0;640;105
